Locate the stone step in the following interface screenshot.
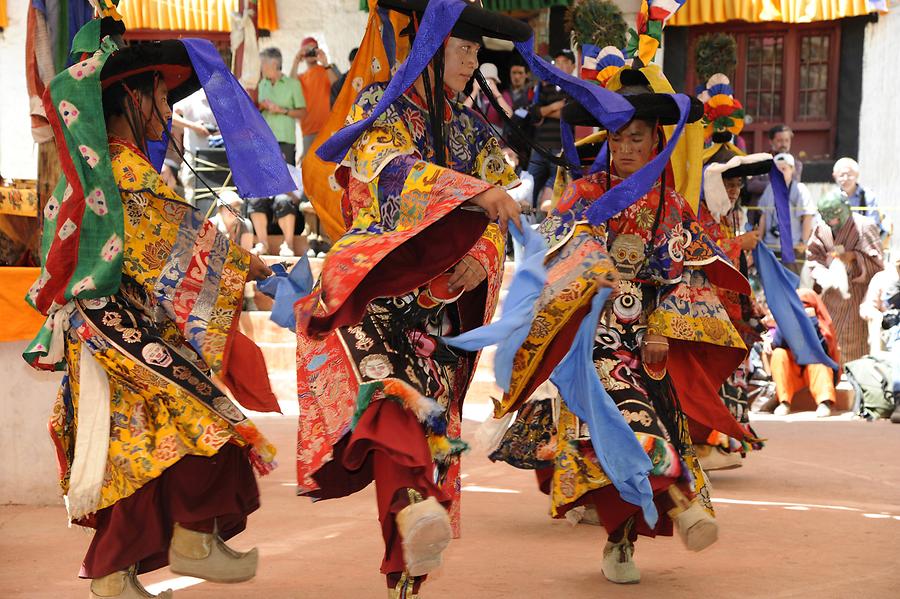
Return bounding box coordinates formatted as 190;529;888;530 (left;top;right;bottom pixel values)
255;341;296;372
239;311;296;343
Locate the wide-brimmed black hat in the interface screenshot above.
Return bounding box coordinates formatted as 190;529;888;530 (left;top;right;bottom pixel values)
379;0;533;44
704;144;773;178
722;158;772;179
562;93;704;129
100;40;200;105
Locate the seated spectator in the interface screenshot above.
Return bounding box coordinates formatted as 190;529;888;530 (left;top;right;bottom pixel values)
248;192;301;257
860;256;900;353
804;191;884;362
210;190;254;251
757;153;815;264
255;47;306;256
770;289;841;417
849;259;900;422
172;89;218;203
833;157;885;236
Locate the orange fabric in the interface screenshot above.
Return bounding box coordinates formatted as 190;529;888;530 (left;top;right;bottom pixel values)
0;267;45;342
669;0;884;25
0;0;7;30
770;348;837;405
117;0;240;32
798;289;841;367
300;2;411;242
298;66;332;136
256;0;278;31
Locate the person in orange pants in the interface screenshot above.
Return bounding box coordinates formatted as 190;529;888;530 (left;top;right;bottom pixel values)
770;289;842;417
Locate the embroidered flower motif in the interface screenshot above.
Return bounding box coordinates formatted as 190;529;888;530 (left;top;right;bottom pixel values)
634;205;655;230
151;436;179;462
670;316;693;339
701;317;726;341
141;238;173;272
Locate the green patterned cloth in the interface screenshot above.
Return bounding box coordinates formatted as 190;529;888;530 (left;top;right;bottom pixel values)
26;31;125;367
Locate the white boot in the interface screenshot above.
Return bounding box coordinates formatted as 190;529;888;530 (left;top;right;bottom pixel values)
168;523;258;583
90;567;172;599
601;535;640;584
395;495;452;577
668;486;718;552
695;445;743;472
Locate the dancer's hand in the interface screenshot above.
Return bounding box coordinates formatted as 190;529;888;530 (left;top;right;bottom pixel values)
598;269;620;289
470;187;522;233
248;254;273;281
447;255;487;293
641;333;669;366
738;229;761;251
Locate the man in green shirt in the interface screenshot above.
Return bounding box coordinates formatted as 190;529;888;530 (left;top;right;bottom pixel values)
251;47;307;256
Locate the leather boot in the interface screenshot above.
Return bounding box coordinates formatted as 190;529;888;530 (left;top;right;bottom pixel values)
168;523;258;583
90;567;172;599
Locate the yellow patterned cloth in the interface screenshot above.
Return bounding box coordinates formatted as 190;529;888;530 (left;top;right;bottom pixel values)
54;325;238;511
47;141;273;513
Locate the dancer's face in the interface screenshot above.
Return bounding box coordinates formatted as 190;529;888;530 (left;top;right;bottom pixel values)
142;78;172;142
444;36;480;94
609;119;657;177
724;176;743;206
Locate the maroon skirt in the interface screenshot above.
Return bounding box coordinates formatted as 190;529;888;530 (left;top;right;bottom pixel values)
78;443;260;578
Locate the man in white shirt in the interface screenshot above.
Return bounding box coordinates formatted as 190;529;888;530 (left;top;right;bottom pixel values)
173;90;219;202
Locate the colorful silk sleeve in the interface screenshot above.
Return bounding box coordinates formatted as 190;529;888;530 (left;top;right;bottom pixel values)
298;89;501;337
112;143;249;374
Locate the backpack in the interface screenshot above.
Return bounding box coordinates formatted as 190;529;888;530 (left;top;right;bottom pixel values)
844;353;897;419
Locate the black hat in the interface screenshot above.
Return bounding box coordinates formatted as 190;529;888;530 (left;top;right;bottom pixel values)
704;144;773;178
561;93;704;129
722;158;773;179
378;0;533;44
100;41;200;105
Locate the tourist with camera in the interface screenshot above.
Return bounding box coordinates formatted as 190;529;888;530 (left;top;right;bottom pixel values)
291;36;340;158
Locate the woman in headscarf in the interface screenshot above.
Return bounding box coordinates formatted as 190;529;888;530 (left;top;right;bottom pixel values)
690;75;770;470
769;289;842;416
293;1;528;596
24;20;286;598
489;38;752;584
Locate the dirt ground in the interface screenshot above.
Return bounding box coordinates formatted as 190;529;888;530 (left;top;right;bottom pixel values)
3;407;899;599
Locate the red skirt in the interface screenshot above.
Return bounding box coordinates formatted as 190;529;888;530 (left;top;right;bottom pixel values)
78;443;260;578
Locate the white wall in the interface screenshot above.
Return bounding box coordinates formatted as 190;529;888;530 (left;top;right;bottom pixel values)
858;4;900;254
261;0;368;74
0;341;64;505
0;0;39;180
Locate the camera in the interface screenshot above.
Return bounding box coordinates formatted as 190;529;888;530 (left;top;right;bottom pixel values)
304;47;318;58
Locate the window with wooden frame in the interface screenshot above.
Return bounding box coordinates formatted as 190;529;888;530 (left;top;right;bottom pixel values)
684;22;841;161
